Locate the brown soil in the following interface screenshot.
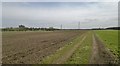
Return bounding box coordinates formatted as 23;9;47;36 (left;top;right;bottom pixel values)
2;30;85;64
90;33;117;64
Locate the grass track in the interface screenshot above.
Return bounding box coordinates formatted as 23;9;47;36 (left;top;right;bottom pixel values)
66;31;92;64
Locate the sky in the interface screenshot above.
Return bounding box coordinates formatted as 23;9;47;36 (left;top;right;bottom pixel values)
1;0;119;2
2;2;118;29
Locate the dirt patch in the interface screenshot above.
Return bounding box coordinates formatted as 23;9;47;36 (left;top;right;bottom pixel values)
90;34;118;64
2;30;86;64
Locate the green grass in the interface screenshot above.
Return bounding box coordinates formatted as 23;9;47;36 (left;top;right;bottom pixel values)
95;30;119;57
40;33;85;64
66;31;92;64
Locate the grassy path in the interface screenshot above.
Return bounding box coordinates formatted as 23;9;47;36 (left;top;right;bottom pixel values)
52;35;86;64
66;31;92;64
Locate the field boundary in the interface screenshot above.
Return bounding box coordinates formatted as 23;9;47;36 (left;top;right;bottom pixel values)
41;32;87;64
52;35;87;64
66;31;93;64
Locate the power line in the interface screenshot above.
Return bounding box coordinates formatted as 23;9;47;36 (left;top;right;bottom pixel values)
78;22;80;29
61;24;62;29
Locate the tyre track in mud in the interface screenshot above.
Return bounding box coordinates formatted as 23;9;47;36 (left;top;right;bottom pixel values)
90;33;118;64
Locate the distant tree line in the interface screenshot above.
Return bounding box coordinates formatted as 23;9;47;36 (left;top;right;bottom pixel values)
106;27;120;30
1;25;59;31
92;27;120;30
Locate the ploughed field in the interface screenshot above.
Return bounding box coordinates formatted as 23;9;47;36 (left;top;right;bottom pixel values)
2;30;85;64
2;30;119;64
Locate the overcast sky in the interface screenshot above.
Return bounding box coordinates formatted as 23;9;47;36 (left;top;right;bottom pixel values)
1;0;119;2
2;2;118;29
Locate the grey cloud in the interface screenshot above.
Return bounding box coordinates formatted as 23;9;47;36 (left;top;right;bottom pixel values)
2;2;118;29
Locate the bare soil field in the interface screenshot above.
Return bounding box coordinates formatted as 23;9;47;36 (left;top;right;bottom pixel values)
2;30;86;64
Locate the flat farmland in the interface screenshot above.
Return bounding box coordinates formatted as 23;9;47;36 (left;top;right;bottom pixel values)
2;30;86;64
2;30;118;64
